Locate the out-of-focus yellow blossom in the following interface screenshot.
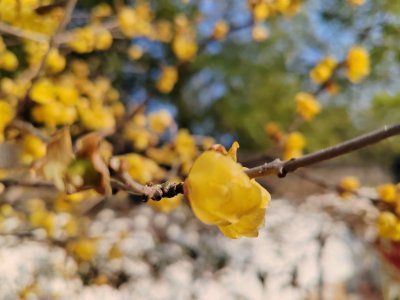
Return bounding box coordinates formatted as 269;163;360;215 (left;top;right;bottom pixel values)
377;184;397;203
122;154;164;184
339;176;360;198
1;78;28;99
213;21;229;40
32;102;77;127
283;131;305;160
264;121;283;142
346;46;370;83
376;212;400;241
0;50;18;71
149;194;183;213
326;82;340;95
77;102;115;130
108;244;123;260
29;207;55;237
155;20;173;42
0;100;14;142
118;7;137;37
63;215;78;237
46;48;66;74
185;143;270;239
253;3;270;21
172;34;198;61
68;27;95;53
55;84;79;106
71;60;90;78
156;66;178;94
125;128;153;150
309;56;337;84
128;45;144;60
95;29;113;50
91;3;112;20
67;239;97;261
202;136;216;150
149;110;173;134
175;129;197;160
252;24;268;42
146;145;177;166
295;92;321;121
348;0;365;6
21;135;47;164
30;78;55;104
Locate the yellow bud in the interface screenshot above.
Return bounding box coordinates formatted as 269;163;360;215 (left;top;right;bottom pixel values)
295;92;321;121
128;45;144;60
346;46;370;83
213;21;229;40
0;50;18;71
156;66;178;94
118;8;137;37
253;3;270;21
149;110;173;134
377;184;397;203
172;34;198;61
46;48;66;74
95;30;113;50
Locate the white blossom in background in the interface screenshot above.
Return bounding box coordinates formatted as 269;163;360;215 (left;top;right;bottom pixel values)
0;194;375;300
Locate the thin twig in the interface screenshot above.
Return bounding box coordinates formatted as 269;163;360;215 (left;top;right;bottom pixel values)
0;22;49;43
245;124;400;178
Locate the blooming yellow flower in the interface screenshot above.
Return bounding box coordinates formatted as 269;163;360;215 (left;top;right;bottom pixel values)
346;46;370;83
377;184;397;203
0;50;18;71
68;27;95;53
67;239;97;261
95;29;113;50
128;45;144;60
295;92;321;121
309;56;337;84
156;66;178;94
213;21;229;40
376;212;400;241
264;121;283;142
172;34;198;61
30;78;55;104
253;3;270;21
185;145;270;239
46;48;66;74
21;134;47;164
339;176;360;198
283;131;305;160
149;110;173;134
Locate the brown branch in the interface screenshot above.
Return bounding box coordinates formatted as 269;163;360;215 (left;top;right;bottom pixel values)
245;124;400;178
0;22;49;43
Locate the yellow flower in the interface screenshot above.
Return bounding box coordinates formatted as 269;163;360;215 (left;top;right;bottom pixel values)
0;50;18;71
213;21;229;40
348;0;365;6
128;45;144;60
156;66;178;94
253;3;270;21
376;212;400;240
377;184;397;203
185;145;270;239
264;121;283;142
95;29;113;50
30;78;55;104
309;56;337;84
339;176;360;198
172;34;198;61
252;24;268;42
175;129;197;160
122;153;164;184
295;92;321;121
149;110;173;134
68;27;95;53
283;131;305;160
46;48;66;74
67;239;97;261
118;7;137;37
346;46;370;83
21;134;47;164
